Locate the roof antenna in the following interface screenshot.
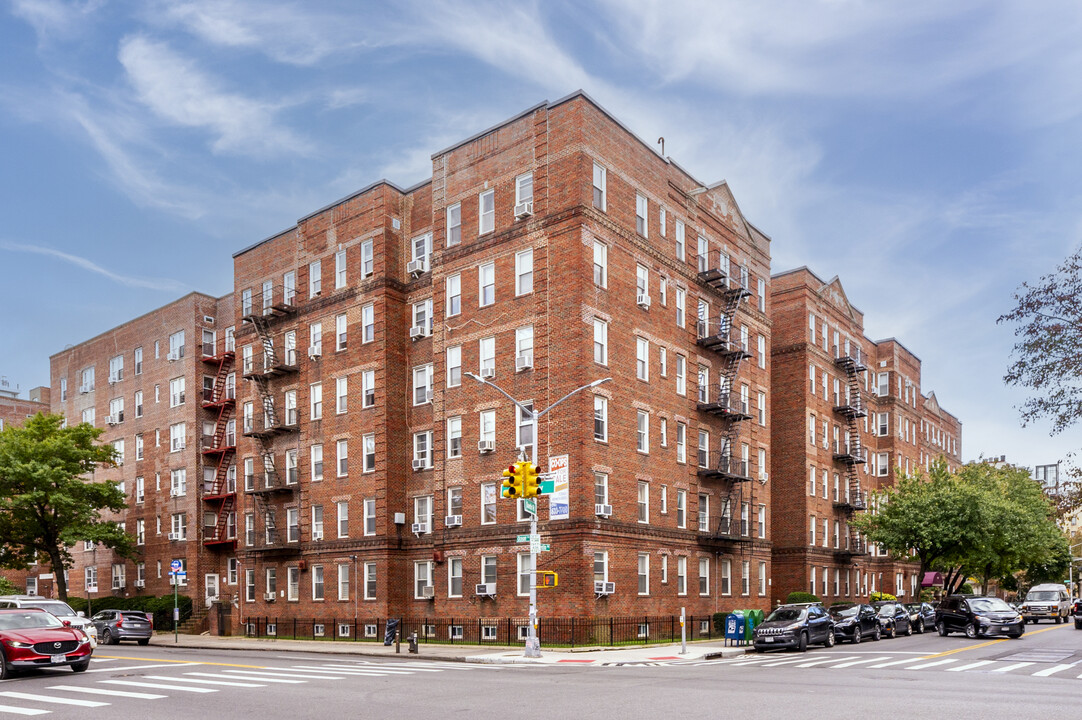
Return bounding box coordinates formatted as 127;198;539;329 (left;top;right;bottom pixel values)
657;137;665;155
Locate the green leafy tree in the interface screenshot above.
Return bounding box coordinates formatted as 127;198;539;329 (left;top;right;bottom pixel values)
0;413;133;601
0;575;19;595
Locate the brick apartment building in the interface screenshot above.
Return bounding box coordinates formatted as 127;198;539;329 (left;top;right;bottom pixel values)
769;268;962;605
49;292;237;606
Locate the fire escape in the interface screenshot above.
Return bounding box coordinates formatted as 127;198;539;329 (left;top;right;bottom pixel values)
241;285;300;554
201;341;236;549
695;257;754;542
832;345;869;561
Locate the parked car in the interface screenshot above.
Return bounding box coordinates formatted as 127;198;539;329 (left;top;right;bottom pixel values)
0;596;97;647
1072;598;1082;630
90;610;153;645
753;604;835;652
1020;584;1071;624
905;602;937;634
872;602;912;638
0;608;94;679
935;595;1024;638
827;603;881;643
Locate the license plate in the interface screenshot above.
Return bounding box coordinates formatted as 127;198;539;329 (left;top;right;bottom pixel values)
51;654;66;664
763;637;774;643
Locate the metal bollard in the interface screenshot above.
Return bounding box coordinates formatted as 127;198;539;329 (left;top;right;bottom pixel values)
408;632;419;654
395;629;401;653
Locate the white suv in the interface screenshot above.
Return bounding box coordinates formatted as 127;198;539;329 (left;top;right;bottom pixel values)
0;595;99;646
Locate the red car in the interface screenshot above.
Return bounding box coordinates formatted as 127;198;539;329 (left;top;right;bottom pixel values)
0;608;93;679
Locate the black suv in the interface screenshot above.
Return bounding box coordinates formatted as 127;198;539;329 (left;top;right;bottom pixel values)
753;603;835;652
828;603;881;644
935;595;1024;639
904;602;936;634
1073;598;1082;629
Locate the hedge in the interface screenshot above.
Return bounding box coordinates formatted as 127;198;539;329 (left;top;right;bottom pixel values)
785;591;821;604
66;594;193;630
869;591;897;603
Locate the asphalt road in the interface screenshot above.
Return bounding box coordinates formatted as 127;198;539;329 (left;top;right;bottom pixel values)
0;621;1078;719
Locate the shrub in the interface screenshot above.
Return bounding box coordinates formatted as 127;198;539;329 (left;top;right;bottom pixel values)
960;583;974;595
66;594;192;629
785;591;821;604
869;591;897;602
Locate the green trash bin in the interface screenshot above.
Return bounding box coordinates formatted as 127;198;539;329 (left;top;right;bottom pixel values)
741;609;757;642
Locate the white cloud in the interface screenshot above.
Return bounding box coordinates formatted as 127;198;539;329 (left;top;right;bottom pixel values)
0;239;188;292
10;0;104;42
117;35;312;157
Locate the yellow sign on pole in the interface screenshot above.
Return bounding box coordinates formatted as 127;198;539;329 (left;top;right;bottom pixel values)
536;571;558;588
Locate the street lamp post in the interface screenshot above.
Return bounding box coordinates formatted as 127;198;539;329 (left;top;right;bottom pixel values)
466;373;611;658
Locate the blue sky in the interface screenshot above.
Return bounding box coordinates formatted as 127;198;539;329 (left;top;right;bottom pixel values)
1;0;1079;472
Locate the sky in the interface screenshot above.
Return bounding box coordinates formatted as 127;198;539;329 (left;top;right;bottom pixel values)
1;0;1080;473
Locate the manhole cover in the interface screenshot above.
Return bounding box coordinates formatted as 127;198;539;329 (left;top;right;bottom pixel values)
995;650;1075;663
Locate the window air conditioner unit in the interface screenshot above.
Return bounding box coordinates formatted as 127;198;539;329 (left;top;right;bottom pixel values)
108;376;119;385
421;585;435;599
134;579;145;588
412;459;427;471
595;504;613;517
475;583;496;596
480;366;495;379
595;581;615;595
112;581;125;590
308;345;322;359
167;351;180;361
409;325;429;340
78;384;90;394
411;523;429;535
105;414;119;426
444;515;462;527
407;259;427;277
477;440;494;454
175;440;186;450
167;532;181;541
514;201;534;219
515;354;533;372
425;389;433;402
264;592;276;602
636;292;651;309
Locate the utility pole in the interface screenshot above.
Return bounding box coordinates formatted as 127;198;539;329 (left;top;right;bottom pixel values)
467;373;611;658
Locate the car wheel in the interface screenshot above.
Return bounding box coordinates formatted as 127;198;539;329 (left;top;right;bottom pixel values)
873;624;882;641
905;621;913;637
1055;615;1062;625
824;629;835;648
0;649;8;681
1008;630;1023;639
137;638;150;646
102;629;115;645
70;659;90;673
937;621;948;637
917;619;925;634
1074;619;1082;630
852;627;862;644
964;622;978;639
798;632;808;653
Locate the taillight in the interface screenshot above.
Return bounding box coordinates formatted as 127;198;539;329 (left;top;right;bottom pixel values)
116;620;123;628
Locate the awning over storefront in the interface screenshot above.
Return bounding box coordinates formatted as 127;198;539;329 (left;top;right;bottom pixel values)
921;571;944;587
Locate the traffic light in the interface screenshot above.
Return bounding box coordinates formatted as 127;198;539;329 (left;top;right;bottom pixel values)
501;463;522;498
521;461;540;497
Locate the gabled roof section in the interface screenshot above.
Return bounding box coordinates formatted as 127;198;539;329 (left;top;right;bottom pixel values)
924;391;942;415
816;275;862;322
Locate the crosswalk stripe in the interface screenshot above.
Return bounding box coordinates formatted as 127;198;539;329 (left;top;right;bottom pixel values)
212;671;307;684
0;704;49;716
239;670;343;680
321;663;445;673
142;675;264;688
760;657;823;667
796;656;861;668
48;685;165;699
868;658;924;668
98;680;216;693
291;665;412;675
88;658;117;663
1032;664;1074;677
86;662;201;673
0;691;108;708
830;657;891;668
947;660;996;672
906;659;958;670
991;662;1033;673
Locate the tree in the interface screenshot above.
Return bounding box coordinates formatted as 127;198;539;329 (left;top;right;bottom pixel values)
0;575;19;595
998;246;1082;514
0;413;133;601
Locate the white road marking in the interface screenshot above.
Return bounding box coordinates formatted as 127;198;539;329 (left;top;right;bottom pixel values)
830;657;892;668
795;656;861;668
48;685;165;699
991;662;1033;673
211;671;307;684
142;675;265;688
88;658;117;663
241;669;345;679
290;665;412;675
906;659;958;670
868;658;924;668
947;660;996;672
98;680;216;693
1032;664;1075;677
320;663;445;673
0;691;108;708
86;662;201;673
759;657;823;667
0;704;49;716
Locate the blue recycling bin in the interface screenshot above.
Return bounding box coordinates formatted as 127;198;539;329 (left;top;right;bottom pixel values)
725;612;746;646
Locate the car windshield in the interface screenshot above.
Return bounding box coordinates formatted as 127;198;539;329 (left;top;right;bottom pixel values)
904;603;922;612
765;608;805;623
1026;591;1059;601
876;604;896;615
829;605;859;618
0;611;65;630
122;612;148;620
971;598;1014;613
25;602;78;617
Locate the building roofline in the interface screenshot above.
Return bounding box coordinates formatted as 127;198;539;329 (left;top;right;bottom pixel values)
873;336;922;364
431;100;550;159
770;265;865;315
49;291;221;359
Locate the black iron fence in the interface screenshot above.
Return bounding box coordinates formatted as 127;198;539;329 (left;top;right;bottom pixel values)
242;614;723;647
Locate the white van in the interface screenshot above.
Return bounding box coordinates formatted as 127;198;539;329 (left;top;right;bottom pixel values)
1021;584;1071;623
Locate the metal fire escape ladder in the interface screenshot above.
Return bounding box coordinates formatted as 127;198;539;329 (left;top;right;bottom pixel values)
833;352;868;514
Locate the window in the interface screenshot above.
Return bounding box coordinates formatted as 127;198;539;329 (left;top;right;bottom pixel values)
309;260;322;297
810;515;817;546
592;162;606;211
338;565;349;601
593;396;608;441
481;483;497;524
311;565;324;601
335;314;347;351
516;326;533;367
636;337;649;381
478;189;495;234
700;558;711;596
517;554;531;596
638;553;650;594
593;241;607;287
675;220;686;261
448;557;463;598
758;335;766;369
636;265;649;303
677;557;687;595
136;519;145;545
447;416;462;458
362;304;374;343
335;249;347;288
659;346;667;376
365;562;377;599
286;508;300;543
360;240;374;278
659;417;667;447
311;505;324;541
877;452;889;476
593;319;608;365
362;370;375;407
169;423;186;452
758;391;766;425
637;480;649;523
594;472;609;507
334;500;349;538
878;372;889;396
413;364;433;405
637;410;649;453
364;497;376;535
447;346;462;387
336;377;347;415
676;422;686;463
721;559;731;595
413;431;433;469
310;382;322;420
479;410;496;445
676;490;686;528
169;330;185;359
479;336;495;375
135;476;144;503
363;434;375;472
759;561;767;596
742;560;751;596
515;172;533;206
635;193;648;236
336;439;348;477
169;377;185;407
659;206;667;237
414;561;435;599
170;512;187;540
446;203;461;246
412;299;432;335
593;551;608;585
515;249;533;295
310;322;323;355
516;402;534;452
478;262;495;306
412;233;432;270
675;287;686;327
311;444;324;482
108;354;123;383
446;274;461;317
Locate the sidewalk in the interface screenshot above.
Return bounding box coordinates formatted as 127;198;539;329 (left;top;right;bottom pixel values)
146;632;750;665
